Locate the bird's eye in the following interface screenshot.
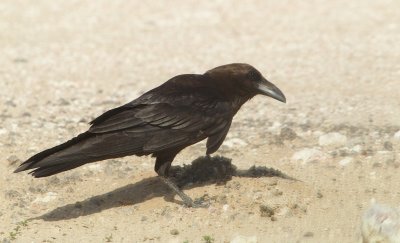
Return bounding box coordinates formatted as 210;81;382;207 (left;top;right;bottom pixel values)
247;70;261;82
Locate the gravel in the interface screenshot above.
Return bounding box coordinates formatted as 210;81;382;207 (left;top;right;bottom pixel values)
291;148;326;164
318;133;348;147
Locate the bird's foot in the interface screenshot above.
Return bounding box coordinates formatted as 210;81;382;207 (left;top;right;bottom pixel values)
160;176;209;208
191;197;210;208
179;196;209;208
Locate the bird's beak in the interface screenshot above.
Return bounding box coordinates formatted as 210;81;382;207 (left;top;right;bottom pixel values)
256;78;286;103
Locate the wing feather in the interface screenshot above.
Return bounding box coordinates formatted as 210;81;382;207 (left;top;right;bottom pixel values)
87;77;234;154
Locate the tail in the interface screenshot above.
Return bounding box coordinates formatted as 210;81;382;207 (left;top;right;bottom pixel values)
14;131;146;178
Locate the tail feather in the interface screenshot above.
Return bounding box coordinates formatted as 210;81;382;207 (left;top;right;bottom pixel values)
29;162;85;178
14;132;93;173
14;131;149;177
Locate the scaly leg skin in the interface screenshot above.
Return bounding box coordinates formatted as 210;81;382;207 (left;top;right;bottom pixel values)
155;153;209;208
159;176;209;208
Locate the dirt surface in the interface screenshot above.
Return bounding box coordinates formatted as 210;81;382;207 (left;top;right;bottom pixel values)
1;1;400;242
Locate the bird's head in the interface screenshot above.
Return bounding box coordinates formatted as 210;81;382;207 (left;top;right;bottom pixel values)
205;63;286;103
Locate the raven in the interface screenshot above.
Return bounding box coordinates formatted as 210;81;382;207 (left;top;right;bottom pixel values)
15;63;286;207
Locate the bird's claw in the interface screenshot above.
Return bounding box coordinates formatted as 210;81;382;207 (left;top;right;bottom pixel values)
182;197;210;208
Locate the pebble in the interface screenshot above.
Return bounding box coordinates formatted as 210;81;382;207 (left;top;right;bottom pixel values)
259;205;275;218
21;112;31;117
231;235;258;243
291;148;326;164
32;192;58;203
267;121;282;133
361;202;400;243
223;204;229;212
339;157;353;167
351;145;363;154
303;232;314;237
0;128;8;136
394;131;400;141
383;141;393;151
86;164;103;172
223;138;248;148
277;206;292;217
318;133;347;147
58;98;70;106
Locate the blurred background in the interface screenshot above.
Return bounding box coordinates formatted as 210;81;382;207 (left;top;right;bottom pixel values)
1;0;399;125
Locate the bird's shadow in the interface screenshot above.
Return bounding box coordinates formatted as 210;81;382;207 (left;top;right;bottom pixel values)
34;156;296;222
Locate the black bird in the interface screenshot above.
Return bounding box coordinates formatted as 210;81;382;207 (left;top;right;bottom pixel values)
15;63;286;207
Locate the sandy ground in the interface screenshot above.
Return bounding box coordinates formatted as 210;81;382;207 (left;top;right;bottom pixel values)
1;0;400;242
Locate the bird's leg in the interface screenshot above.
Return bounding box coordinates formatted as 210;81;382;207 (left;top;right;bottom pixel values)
159;176;196;207
155;156;208;208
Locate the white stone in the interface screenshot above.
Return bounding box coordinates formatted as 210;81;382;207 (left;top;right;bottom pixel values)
369;171;377;180
339;157;353;167
291;148;326;164
223;138;248;148
267;121;282;133
223;204;229;212
277;206;291;217
86;164;103;172
351;145;363;153
318;133;347;147
44;122;56;129
33;192;58;203
361;202;400;243
140;161;151;168
0;128;7;136
394;131;400;140
231;235;258;243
